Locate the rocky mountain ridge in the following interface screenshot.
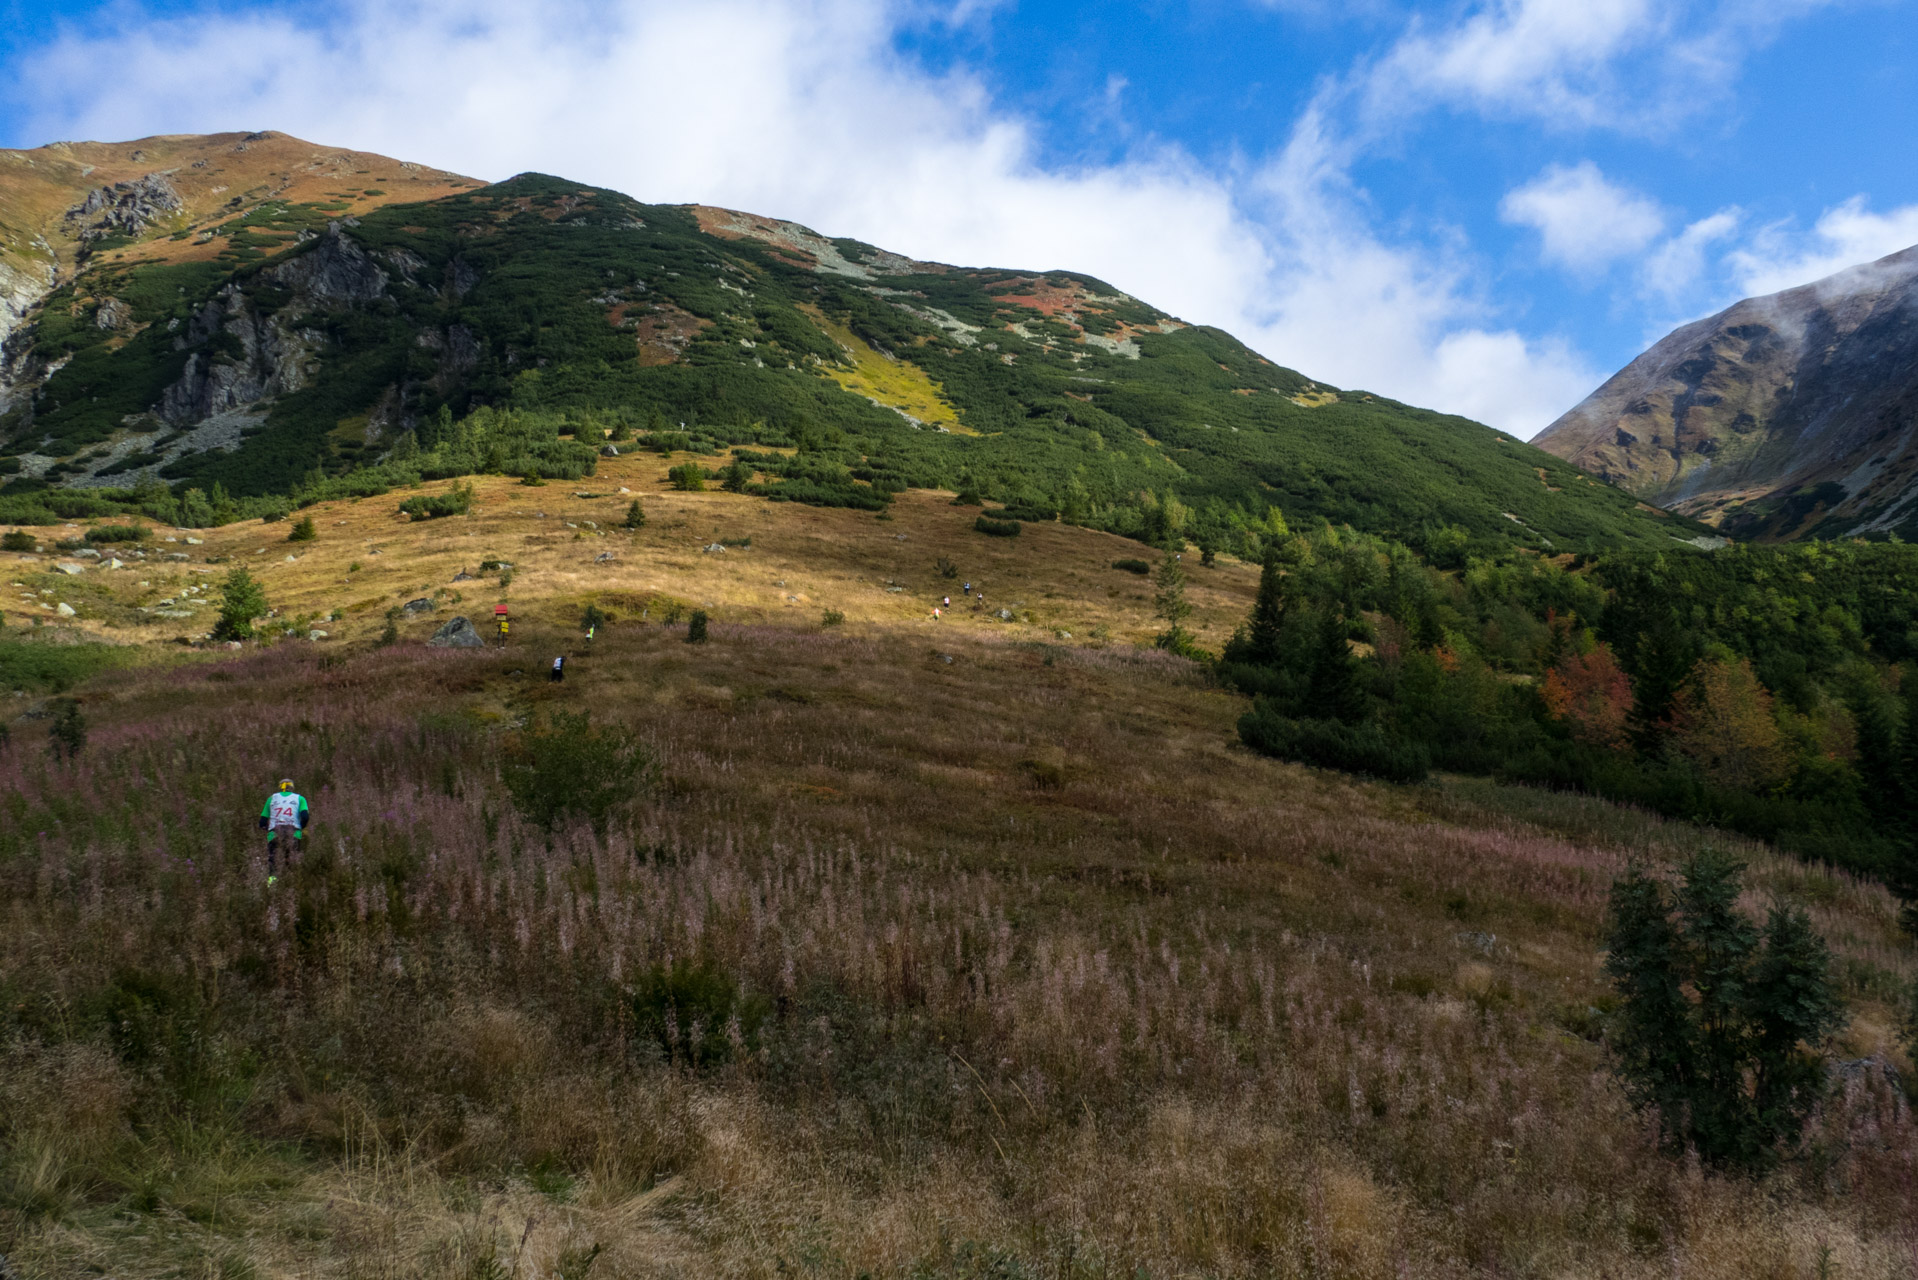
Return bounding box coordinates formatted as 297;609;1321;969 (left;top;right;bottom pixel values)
1534;244;1918;540
0;130;475;413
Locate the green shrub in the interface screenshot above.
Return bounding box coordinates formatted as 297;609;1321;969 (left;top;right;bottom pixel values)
47;698;86;761
286;516;317;543
629;958;769;1067
821;609;845;627
397;482;474;521
581;603;608;634
974;516;1020;538
622;499;646;530
936;555;958;579
212;567;269;642
667;463;707;492
1;531;36;552
84;524;148;544
1112;558;1150;575
686;610;709;644
520;469;546;487
1604;850;1846;1169
501;709;654;837
0;639;123;692
1237;704;1429;782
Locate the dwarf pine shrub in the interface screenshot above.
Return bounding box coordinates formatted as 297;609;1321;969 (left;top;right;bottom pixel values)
667;464;706;492
1604;850;1846;1170
1237;704;1428;782
501;709;654;837
47;698;86;761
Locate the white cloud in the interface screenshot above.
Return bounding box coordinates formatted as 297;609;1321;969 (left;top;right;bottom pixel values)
1372;0;1659;127
1638;208;1740;301
1361;0;1840;135
1726;197;1918;296
1500;161;1665;272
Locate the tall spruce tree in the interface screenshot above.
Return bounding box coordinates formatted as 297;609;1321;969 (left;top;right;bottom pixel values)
1247;547;1287;666
1304;610;1365;724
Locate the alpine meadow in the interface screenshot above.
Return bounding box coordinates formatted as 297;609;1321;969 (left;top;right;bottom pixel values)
0;123;1915;1280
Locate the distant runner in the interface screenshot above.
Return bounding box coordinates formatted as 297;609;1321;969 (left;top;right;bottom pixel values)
551;654;566;683
258;778;309;886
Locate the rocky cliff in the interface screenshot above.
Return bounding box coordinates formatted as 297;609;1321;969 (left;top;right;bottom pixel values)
1534;245;1918;539
0;130;475;418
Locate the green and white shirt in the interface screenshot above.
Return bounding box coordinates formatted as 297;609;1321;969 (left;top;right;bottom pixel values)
262;791;309;837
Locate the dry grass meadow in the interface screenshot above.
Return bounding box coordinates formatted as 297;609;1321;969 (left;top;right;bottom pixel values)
2;460;1916;1278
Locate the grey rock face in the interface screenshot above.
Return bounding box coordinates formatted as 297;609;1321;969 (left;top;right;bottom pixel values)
0;257;56;409
63;172;185;243
428;616;485;648
158;286;318;426
268;223;391;306
1537;243;1918;539
400;597;433;615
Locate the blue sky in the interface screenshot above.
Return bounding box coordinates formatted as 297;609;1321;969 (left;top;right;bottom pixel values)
4;0;1915;437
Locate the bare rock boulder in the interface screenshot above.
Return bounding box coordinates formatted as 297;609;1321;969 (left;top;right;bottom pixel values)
428;616;484;649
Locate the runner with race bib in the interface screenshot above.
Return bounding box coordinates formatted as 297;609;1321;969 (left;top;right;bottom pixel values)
257;779;310;886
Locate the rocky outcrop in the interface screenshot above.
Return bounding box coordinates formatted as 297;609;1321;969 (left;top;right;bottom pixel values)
154;225;394;428
0;257;56;410
157;285;320;425
428;616;485;648
1536;244;1918;539
267;222;390;306
63;172;184;245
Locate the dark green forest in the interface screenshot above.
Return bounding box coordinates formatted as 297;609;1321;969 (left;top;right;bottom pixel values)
1217;526;1918;897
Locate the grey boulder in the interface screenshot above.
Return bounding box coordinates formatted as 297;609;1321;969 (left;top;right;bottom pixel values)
428;616;485;649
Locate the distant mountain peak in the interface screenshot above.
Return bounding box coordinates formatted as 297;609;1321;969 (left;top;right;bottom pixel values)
1535;243;1918;540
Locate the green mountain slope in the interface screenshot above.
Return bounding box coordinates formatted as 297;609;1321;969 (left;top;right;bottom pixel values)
1;158;1703;554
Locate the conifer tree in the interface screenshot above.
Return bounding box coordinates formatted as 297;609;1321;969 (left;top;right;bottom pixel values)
1604;850;1845;1169
1304;610;1364;724
1153;549;1191;628
1247;546;1287;666
213;567;269;642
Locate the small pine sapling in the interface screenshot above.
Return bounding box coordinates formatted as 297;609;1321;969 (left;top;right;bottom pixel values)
213;567;269;642
287;515;317;542
686;610;709;644
47;698;86;761
623;499;647;530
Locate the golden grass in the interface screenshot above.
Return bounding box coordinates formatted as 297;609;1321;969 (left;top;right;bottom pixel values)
2;459;1256;651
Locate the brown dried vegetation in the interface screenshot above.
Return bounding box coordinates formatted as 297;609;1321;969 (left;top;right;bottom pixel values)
0;505;1914;1277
